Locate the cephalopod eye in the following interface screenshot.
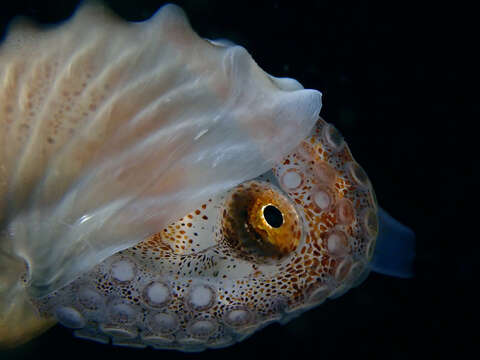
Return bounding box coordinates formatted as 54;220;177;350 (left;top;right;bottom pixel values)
221;181;302;260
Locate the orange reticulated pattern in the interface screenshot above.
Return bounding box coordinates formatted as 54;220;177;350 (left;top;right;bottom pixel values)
272;118;379;289
35;117;379;351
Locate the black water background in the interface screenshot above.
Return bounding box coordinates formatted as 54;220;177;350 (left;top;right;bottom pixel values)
0;1;473;359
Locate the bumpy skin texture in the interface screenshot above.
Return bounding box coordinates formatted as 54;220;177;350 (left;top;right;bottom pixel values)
33;118;378;351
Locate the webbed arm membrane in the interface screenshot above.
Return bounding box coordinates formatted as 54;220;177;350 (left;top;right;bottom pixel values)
370;207;415;278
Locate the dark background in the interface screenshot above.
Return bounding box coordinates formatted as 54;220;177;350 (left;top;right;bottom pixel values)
0;0;473;359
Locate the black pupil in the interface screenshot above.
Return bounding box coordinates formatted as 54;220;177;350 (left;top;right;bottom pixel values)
263;205;283;228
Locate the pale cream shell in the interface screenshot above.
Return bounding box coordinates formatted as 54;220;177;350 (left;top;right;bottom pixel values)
0;1;321;346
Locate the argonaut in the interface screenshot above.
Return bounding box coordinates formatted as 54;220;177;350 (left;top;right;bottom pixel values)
0;1;414;351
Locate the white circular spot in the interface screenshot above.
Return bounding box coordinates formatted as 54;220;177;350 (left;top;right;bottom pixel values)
144;282;170;307
363;208;379;239
313;161;336;184
327;231;349;258
108;302;136;325
281;170;302;189
308;286;330;304
188;285;214;310
55;306;86;329
313;190;331;210
147;313;178;334
188;319;217;338
348;162;370;187
78;288;103;311
336;198;354;225
111;258;135;282
209;335;235;349
335;257;352;281
141;334;175;346
100;325;137;339
323;123;344;149
366;237;377;261
349;262;370;287
224;308;252;327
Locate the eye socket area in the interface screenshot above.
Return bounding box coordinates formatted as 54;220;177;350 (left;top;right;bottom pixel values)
221;181;302;260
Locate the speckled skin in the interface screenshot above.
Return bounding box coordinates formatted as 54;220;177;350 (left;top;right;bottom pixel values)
33;118;379;351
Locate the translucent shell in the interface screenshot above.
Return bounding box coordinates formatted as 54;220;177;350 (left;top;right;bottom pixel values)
0;4;321;294
0;2;322;348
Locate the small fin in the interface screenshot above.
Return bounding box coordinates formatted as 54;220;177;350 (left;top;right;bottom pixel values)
370;207;415;278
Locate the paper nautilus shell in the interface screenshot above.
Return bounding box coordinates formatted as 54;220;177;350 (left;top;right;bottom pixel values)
0;1;415;351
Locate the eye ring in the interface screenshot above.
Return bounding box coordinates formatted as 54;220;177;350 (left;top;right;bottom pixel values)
221;181;302;261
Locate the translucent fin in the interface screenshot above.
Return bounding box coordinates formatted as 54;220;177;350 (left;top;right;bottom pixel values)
370;207;415;278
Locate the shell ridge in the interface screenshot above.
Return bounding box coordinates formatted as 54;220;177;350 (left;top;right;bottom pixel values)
6;30;110;214
31;45;178;208
1;4;328;345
